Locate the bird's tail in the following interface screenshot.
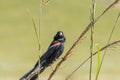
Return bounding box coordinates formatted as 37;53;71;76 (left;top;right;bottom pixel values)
20;66;38;80
20;63;46;80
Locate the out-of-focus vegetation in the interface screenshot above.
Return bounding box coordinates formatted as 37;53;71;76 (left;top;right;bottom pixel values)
0;0;120;80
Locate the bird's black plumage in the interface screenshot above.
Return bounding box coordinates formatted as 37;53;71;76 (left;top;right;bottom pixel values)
20;31;66;80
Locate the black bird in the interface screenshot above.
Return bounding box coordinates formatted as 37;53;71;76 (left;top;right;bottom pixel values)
20;31;66;80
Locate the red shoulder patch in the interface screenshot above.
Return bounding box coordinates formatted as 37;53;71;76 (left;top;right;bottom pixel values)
53;41;61;45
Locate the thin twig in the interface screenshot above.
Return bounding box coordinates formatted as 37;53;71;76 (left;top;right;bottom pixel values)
65;40;120;80
47;1;118;80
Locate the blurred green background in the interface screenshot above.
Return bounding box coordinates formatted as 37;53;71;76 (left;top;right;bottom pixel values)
0;0;120;80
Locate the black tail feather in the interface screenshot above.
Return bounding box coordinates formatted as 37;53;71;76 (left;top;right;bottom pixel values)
20;63;47;80
20;66;38;80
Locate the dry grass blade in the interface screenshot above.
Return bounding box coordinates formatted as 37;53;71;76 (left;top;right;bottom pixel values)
32;18;41;49
65;40;120;80
96;0;120;21
47;1;119;80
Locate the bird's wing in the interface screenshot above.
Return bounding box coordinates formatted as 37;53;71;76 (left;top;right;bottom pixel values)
55;43;64;58
40;41;61;61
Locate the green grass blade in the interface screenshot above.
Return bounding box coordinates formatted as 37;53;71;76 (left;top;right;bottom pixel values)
95;44;101;80
26;9;40;50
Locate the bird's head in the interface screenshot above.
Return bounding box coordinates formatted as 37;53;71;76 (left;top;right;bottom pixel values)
54;31;66;42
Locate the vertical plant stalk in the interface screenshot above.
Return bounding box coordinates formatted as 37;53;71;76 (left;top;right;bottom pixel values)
38;0;50;79
48;0;119;80
89;22;93;80
95;11;120;80
89;0;96;80
65;0;120;80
